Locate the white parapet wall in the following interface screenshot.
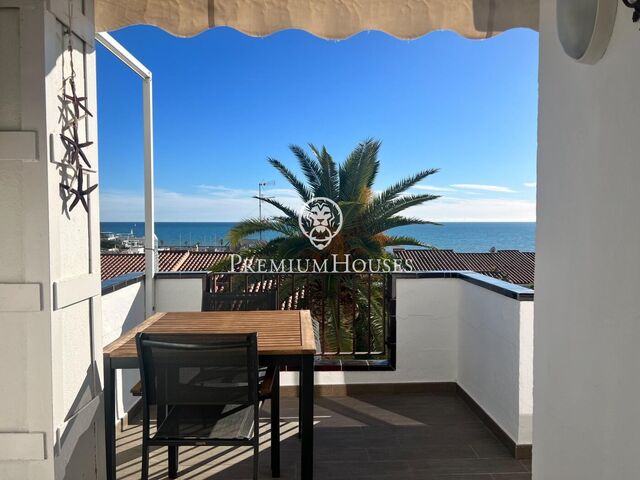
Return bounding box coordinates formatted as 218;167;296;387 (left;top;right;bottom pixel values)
280;273;534;450
278;272;534;452
281;277;460;386
155;273;206;312
457;279;534;445
112;271;533;449
101;276;145;421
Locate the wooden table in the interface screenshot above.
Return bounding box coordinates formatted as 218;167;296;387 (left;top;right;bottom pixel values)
104;310;317;480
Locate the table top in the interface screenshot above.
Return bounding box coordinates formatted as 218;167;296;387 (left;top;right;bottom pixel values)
104;310;316;358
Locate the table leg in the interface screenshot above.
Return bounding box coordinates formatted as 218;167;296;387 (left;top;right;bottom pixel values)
271;366;280;478
300;354;314;480
104;357;116;480
298;379;302;439
168;445;179;478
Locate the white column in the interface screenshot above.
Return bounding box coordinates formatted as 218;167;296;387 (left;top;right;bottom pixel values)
0;1;104;479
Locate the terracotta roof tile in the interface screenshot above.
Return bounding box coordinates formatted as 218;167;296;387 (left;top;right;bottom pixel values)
101;253;146;280
100;250;231;280
394;249;535;286
101;249;535;286
179;252;231;271
394;249;467;271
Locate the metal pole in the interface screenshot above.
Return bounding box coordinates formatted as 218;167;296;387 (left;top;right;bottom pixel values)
258;182;262;241
143;77;155;317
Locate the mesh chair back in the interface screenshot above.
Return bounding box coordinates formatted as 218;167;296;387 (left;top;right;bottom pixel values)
202;291;278;311
136;333;259;408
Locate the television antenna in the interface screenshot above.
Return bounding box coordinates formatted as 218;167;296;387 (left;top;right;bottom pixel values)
258;180;275;240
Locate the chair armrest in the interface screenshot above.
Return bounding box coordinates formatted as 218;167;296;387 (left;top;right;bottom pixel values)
130;381;142;396
259;366;278;399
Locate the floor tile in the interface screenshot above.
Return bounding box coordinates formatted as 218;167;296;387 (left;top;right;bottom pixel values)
116;392;532;479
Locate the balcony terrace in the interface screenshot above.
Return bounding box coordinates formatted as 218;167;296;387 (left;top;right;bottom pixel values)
102;270;533;479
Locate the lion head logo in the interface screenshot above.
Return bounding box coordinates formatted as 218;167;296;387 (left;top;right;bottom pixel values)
298;197;343;250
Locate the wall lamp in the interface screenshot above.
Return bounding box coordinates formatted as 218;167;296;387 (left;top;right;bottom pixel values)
622;0;640;23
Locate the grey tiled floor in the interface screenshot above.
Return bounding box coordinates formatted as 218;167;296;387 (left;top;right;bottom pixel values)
116;392;532;480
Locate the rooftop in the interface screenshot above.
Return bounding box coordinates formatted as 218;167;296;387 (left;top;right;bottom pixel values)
394;249;535;286
101;251;230;280
101;249;536;286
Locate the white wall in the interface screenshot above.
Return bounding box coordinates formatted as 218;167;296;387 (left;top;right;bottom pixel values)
458;281;534;445
535;2;640;479
0;2;103;479
102;282;145;420
155;276;204;312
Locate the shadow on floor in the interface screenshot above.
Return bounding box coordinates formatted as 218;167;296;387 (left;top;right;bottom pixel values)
116;392;532;480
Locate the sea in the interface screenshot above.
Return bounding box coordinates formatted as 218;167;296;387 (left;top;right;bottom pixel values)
101;222;536;252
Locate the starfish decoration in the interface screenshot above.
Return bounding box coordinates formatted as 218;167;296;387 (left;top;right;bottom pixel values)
63;78;93;122
60;133;93;168
61;167;98;212
57;47;97;214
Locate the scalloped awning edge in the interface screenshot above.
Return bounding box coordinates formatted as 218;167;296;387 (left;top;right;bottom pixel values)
95;0;539;40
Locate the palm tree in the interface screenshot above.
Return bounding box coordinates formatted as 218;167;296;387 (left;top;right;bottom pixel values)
229;139;439;256
219;139;440;355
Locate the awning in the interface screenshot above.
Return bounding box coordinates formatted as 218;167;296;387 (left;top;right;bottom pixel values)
95;0;539;40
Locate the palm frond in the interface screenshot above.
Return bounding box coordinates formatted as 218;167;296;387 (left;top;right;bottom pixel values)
268;157;312;201
310;144;339;199
339;139;380;201
379;236;433;248
228;217;299;247
369;168;439;213
365;216;439;235
368;193;440;220
289;144;324;196
252;195;298;220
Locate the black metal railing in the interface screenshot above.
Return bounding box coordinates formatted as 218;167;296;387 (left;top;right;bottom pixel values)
205;272;394;362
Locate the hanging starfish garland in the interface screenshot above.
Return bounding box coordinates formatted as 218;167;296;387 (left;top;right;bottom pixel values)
60;131;93;168
58;22;97;214
63;78;93;123
61;166;98;212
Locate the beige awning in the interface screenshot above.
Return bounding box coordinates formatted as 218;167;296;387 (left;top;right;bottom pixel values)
96;0;538;40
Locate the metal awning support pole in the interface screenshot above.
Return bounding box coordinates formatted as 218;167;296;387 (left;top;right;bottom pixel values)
96;32;156;318
142;74;155;318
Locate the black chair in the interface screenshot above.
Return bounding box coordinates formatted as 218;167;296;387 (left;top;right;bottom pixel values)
202;291;278;311
136;332;261;480
201;290;282;477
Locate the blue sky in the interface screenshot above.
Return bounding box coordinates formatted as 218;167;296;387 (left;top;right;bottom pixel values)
97;26;538;222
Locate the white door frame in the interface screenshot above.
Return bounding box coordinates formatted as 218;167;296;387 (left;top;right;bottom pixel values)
95;32;156;318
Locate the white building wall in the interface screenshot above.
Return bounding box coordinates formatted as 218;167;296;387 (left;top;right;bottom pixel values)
0;2;104;479
102;282;145;420
535;2;640;479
